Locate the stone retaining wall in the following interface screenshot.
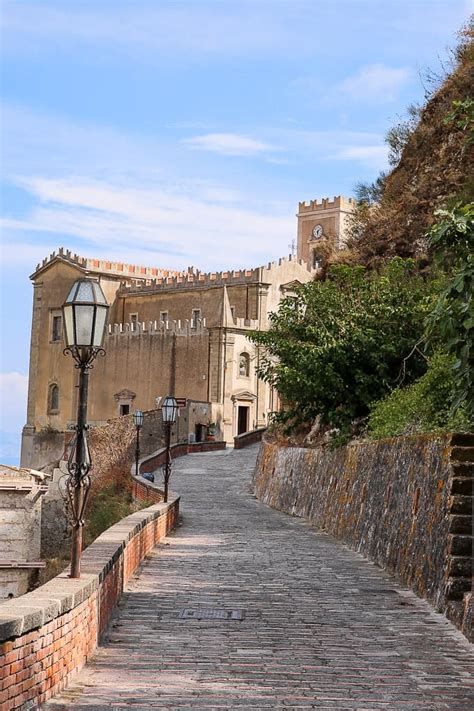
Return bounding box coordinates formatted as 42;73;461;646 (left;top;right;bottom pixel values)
0;496;179;710
234;428;267;449
253;433;472;641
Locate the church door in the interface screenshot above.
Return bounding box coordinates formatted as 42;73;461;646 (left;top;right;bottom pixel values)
237;406;249;435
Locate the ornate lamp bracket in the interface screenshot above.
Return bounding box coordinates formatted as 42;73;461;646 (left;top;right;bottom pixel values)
63;346;106;369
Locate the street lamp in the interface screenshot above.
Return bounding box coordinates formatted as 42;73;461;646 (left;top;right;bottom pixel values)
161;396;178;502
133;410;144;478
62;278;109;578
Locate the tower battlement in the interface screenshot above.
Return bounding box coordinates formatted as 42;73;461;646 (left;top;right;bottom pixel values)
262;255;309;273
298;195;354;214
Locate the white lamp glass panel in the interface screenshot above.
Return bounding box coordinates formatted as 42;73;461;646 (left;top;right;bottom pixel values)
74;304;95;346
63;305;75;347
93;282;108;304
76;281;95;302
134;410;144;427
92;306;108;347
162;397;178;423
66;283;79;303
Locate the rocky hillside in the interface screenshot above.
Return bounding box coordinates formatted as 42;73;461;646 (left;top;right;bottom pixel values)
345;26;473;265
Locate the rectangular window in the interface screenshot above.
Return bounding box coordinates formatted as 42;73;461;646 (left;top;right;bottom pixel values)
130;313;139;331
51;314;62;342
120;404;130;416
160;311;168;324
230;306;235;320
191;309;201;328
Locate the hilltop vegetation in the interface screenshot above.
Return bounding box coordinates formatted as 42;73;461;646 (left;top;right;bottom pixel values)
343;23;473;266
252;26;473;444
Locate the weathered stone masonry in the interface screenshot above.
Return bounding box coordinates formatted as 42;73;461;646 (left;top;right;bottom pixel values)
253;433;473;641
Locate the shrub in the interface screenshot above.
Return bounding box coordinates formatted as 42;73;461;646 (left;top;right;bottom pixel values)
84;483;135;546
368;352;470;439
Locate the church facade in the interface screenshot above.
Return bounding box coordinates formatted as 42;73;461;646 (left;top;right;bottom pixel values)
21;196;354;465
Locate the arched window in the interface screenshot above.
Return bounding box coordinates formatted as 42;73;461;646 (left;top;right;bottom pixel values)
312;251;323;270
48;384;59;413
239;352;250;377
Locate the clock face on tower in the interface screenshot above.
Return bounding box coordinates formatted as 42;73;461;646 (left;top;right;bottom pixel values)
312;224;323;239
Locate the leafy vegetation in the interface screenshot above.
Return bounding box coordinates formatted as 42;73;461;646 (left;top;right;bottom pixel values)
424;202;473;419
85;483;136;546
251;259;431;438
84;453;152;547
445;98;474;151
368;353;470;438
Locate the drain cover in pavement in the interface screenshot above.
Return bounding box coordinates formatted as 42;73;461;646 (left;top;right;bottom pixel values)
178;608;245;621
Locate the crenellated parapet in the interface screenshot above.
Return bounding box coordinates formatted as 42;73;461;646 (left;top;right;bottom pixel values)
118;254;310;295
107;315;261;334
107;318;208;337
298;195;355;213
32;247;186;281
118;267;262;294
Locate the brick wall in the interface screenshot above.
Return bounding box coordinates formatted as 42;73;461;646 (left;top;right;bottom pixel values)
0;496;179;710
253;433;473;641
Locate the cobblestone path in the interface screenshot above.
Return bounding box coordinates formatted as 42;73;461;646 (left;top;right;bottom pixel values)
46;446;473;710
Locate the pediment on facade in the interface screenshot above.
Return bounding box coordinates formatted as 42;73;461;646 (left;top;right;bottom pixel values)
231;390;257;403
114;389;136;402
30;254;85;281
280;279;304;292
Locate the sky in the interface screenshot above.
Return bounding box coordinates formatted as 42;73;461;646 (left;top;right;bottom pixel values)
0;0;472;464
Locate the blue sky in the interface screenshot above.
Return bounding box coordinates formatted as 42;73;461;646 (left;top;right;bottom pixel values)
0;0;472;464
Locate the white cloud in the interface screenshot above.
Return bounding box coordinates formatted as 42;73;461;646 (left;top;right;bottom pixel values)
266;127;389;170
183;133;279;157
0;3;303;59
1;176;294;271
0;104;391;275
334;64;411;104
0;372;28;437
334;145;388;169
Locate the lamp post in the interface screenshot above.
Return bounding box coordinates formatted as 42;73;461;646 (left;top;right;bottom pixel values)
161;396;178;502
133;410;144;478
62;278;109;579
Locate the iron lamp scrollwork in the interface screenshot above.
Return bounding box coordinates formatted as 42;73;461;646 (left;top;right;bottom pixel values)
62;278;109;578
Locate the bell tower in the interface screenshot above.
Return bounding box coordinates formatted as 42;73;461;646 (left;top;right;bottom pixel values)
296;196;355;270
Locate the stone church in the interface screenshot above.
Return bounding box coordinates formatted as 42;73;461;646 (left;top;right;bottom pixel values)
21;196;354;464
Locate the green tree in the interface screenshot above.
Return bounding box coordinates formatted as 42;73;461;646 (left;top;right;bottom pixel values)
251;259;430;435
425;202;474;421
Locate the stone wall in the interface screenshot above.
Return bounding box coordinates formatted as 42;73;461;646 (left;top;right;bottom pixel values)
0;495;179;710
0;467;49;600
253;433;473;641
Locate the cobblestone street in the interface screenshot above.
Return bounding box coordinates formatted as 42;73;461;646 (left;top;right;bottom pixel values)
46;445;474;710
